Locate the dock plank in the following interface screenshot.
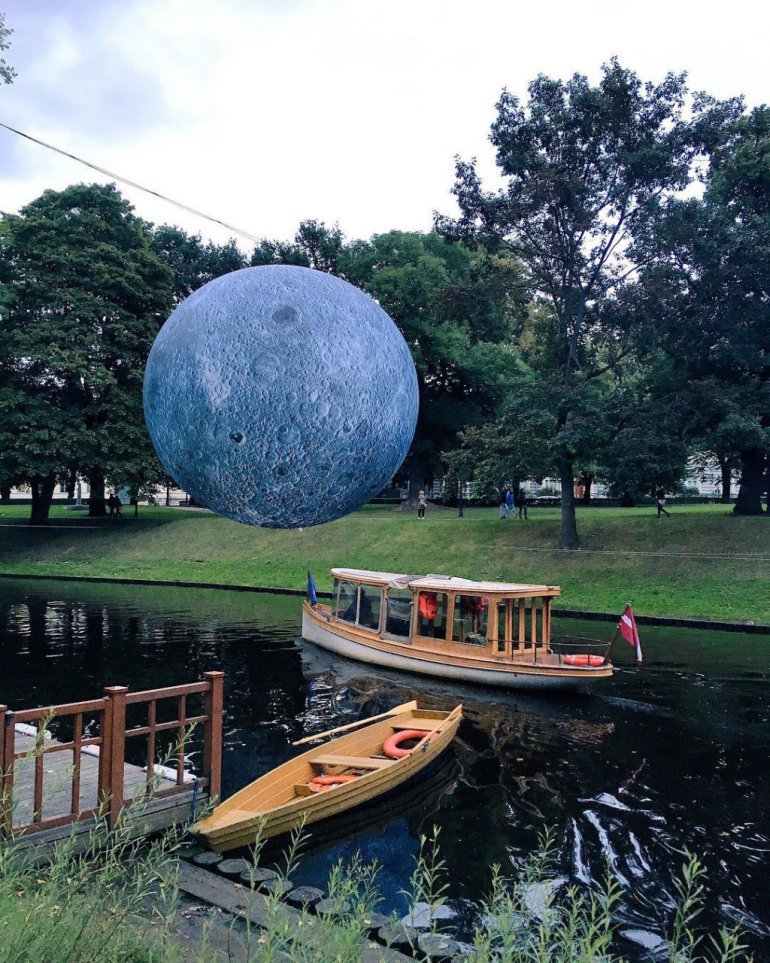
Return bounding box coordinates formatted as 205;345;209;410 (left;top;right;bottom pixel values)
5;731;204;854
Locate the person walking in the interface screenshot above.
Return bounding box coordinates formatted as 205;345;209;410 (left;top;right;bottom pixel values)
114;492;123;517
505;488;514;519
655;486;670;517
107;493;116;517
517;488;528;519
417;490;428;520
499;494;507;519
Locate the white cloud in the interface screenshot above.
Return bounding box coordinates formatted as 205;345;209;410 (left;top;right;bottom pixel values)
1;0;768;247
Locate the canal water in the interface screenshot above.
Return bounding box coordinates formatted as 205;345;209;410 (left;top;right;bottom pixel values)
0;578;767;958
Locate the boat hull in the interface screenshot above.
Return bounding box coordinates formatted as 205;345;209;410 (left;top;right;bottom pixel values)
302;606;610;691
193;704;461;852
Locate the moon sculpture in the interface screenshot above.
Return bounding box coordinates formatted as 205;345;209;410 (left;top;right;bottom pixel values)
143;265;419;528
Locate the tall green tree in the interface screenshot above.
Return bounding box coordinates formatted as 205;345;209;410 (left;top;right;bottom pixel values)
437;60;712;547
0;183;173;523
341;231;528;498
639;106;770;515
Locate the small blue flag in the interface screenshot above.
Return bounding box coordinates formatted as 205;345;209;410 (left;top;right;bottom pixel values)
307;570;318;605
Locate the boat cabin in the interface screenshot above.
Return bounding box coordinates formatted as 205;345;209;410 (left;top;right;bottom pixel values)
327;568;560;660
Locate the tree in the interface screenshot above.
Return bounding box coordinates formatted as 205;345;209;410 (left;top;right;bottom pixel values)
249;219;343;272
149;225;247;305
437;60;709;547
0;11;16;86
0;183;173;523
639;106;770;515
341;232;528;499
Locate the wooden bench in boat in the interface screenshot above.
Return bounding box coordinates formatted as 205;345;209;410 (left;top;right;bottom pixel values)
310;754;394;770
391;717;446;730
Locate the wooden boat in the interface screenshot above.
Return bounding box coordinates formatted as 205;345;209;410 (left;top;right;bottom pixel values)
302;569;614;691
192;700;462;852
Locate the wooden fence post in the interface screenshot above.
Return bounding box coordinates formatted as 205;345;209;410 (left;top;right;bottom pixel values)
101;686;128;829
202;672;224;800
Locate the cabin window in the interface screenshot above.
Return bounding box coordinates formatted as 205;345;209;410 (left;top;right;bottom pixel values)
357;586;382;631
336;580;358;623
417;591;448;640
385;588;413;641
452;595;489;646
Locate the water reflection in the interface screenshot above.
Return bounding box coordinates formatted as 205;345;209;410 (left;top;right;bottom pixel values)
0;579;767;957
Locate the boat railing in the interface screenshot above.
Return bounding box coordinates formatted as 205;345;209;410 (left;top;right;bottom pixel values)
549;637;613;664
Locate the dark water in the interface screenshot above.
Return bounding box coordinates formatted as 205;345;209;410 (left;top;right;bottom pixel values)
0;578;768;959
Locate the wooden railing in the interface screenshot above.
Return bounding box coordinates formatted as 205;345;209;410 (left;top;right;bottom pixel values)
0;672;223;837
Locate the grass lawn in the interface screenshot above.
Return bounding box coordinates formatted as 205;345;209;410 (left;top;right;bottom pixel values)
0;501;768;624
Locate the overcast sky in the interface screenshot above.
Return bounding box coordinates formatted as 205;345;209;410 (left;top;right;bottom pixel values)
1;0;768;249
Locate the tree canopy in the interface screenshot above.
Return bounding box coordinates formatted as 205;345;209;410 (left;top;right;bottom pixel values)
436;59;742;544
0;183;173;522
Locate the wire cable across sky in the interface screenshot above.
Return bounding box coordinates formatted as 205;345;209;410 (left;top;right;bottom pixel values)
0;120;261;243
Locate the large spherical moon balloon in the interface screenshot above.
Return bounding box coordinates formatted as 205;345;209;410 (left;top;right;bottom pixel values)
143;265;419;528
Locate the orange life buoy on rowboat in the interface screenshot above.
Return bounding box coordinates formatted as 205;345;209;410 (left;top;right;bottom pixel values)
563;654;605;667
308;773;359;793
382;729;437;760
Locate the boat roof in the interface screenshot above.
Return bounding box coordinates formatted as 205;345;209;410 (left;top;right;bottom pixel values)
330;568;559;595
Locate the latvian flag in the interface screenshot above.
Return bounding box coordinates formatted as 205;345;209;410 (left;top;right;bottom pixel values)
618;604;643;664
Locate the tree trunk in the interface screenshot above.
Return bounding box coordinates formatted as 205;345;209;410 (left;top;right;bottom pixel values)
66;469;76;500
719;458;732;503
579;472;592;506
733;449;765;516
0;483;10;504
29;475;56;525
557;456;579;549
87;470;107;517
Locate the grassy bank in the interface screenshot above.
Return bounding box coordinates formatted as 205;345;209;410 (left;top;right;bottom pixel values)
0;502;768;623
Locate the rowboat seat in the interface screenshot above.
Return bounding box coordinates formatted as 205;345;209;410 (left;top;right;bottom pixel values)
310;754;394;770
391;718;444;731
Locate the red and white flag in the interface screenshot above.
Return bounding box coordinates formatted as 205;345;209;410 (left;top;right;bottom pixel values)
618;604;643;664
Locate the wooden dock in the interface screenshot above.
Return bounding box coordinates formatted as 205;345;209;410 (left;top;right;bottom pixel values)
1;673;223;855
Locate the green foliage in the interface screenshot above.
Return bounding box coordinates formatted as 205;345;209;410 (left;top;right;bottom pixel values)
149;225;247;305
0;11;15;85
637;105;770;515
437;60;730;547
342;231;528;488
0;183;174;521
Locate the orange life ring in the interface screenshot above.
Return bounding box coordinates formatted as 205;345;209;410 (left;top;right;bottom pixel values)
563;654;605;667
382;729;436;759
308;773;359;793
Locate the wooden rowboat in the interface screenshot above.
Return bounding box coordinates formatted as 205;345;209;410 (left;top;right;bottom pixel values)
192;701;462;852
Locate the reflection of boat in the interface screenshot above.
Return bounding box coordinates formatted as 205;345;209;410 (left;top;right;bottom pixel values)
302;569;613;691
193;700;462;852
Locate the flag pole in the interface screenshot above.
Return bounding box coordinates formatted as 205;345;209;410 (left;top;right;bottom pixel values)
602;624;620;665
603;600;631;665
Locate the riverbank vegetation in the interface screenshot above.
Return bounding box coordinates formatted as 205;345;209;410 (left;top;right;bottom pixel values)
1;54;768;543
0;822;754;962
0;503;767;624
